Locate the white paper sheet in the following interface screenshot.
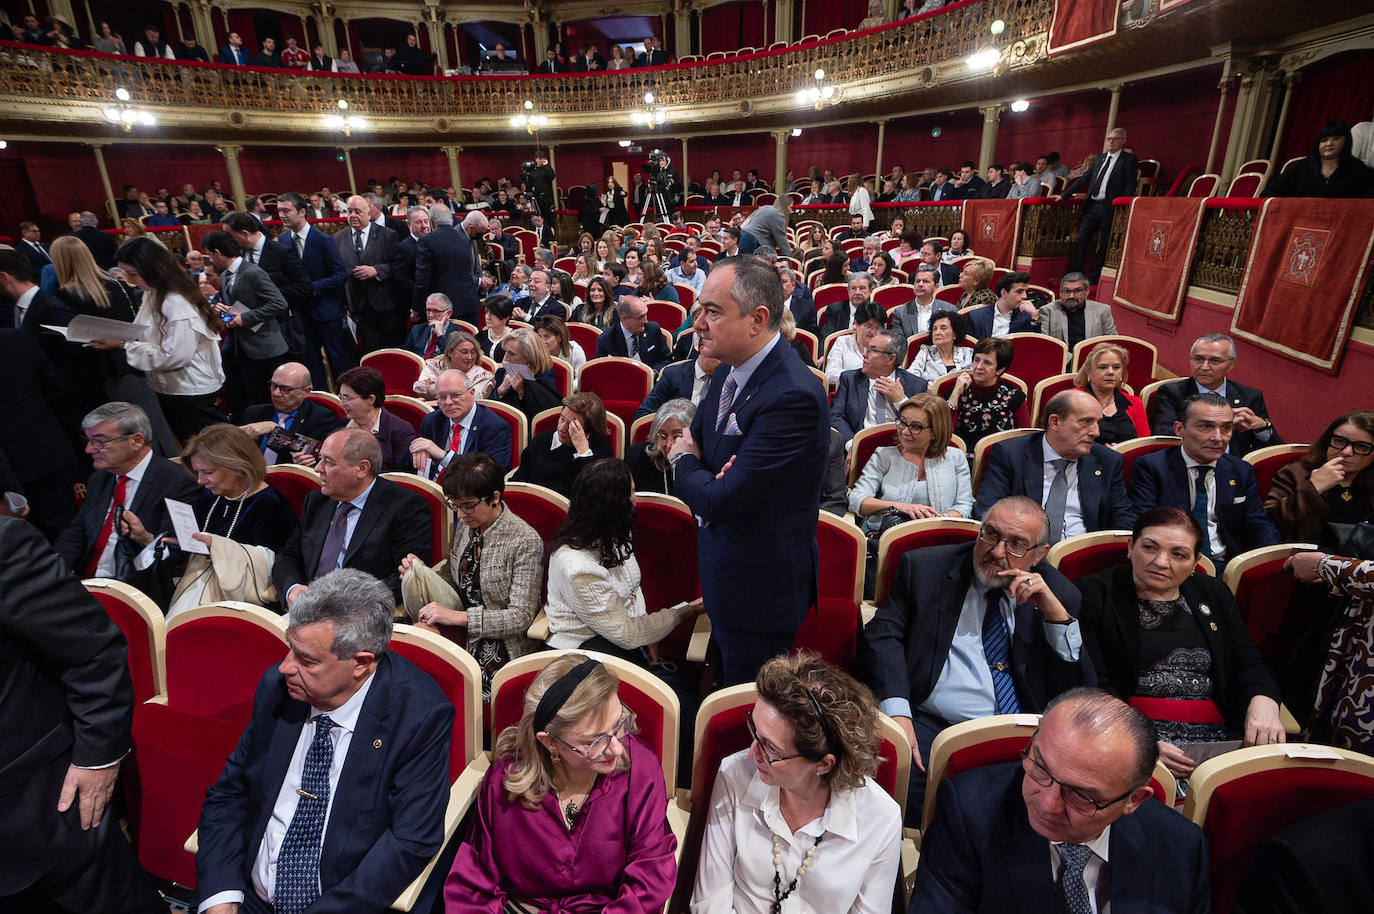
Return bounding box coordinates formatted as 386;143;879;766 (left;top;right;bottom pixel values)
59;314;148;343
165;498;209;554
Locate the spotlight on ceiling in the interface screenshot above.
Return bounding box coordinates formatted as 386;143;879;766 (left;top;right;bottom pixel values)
1010;99;1030;113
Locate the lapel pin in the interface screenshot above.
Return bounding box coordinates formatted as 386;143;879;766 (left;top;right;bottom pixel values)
1209;622;1219;631
373;739;382;749
1094;469;1102;476
1199;603;1212;616
1229;479;1236;486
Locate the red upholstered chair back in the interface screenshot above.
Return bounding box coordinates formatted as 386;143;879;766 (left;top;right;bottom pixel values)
549;356;573;397
476;398;528;469
305;390;346;420
1223;545;1314;670
1225;172;1265;198
1030;374;1080;428
840;239;865;258
383;395;431;434
1243;444;1308;501
873;517;983;604
388;626;483;781
796;514;863;667
380;472;449;565
130;702;245;887
631;494;701;656
164;605;288;726
1071;334;1160;380
503;482;569;545
847;423;899;487
794;329;819;364
566;322;602;357
265;465;323;517
579;357;654;428
672;283;697;310
934;285;964;305
812;282;850;314
646;300;687;330
1047;533;1132;581
1188;173;1221;198
1001;333;1069;391
629;413;654;445
86;579;166;704
1111;435;1182;487
1186;748;1374;914
1166;164;1202;197
874;284;914;312
361;348;424;396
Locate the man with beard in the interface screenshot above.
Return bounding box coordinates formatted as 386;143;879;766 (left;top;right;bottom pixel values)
862;495;1090;821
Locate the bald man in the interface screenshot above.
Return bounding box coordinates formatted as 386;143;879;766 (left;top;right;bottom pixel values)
337;194;401;352
238;362;338;463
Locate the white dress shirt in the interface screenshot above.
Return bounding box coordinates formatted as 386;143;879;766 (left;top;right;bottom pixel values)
1041;438;1085;539
13;285;37;327
862;372;898;429
198;673;378;911
691;362;713;405
824;335;863;385
1049;827;1113;914
1181;450;1224;558
94;449;153;578
992;306;1013;338
691;750;902;914
1093;154;1119;201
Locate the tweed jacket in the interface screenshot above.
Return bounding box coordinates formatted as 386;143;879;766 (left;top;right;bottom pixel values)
444;505;544;660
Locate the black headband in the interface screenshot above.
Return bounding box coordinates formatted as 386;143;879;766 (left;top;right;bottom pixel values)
534;658;602;734
802;682;840;759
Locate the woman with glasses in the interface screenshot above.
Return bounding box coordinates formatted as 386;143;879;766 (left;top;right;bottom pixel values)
851;393;972;533
415;331;494;402
400;453;542;699
328;365;416;474
626;399;696;495
690;652;901;914
1266;411;1374;544
511;392;615;497
1075;341;1149;445
1075;506;1284;786
545;458;702;661
909;311;973;384
445;654;677;912
823;302;887;386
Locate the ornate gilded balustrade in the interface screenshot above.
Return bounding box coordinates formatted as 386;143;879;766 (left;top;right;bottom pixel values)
1187;206;1259;294
0;0;1050;136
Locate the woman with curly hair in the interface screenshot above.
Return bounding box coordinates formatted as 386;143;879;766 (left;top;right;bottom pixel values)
444;654;677;912
691;652;901;913
544;458;702;659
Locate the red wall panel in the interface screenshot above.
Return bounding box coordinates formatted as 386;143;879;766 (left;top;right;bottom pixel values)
1280;49;1374;163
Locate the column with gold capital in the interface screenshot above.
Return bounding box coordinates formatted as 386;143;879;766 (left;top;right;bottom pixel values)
219;144;247;211
442;145;464;202
772;129;790;193
977;105;1003;174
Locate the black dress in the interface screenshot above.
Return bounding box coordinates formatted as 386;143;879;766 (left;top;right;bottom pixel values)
510;430;614;496
193;484;297;552
625;441;672;495
491;367;563;423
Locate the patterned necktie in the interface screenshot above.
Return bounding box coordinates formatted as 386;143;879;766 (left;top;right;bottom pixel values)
295;233;306;260
982;589;1020;714
630;332;640;357
1054;843;1094;914
275;715;336;914
85;475;129;577
715;371;738;431
315;502;356;578
354;230;364;261
1045;459;1070;544
1192;466;1213;558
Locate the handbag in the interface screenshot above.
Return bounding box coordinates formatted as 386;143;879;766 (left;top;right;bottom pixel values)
1321;520;1374;557
866;507;910;557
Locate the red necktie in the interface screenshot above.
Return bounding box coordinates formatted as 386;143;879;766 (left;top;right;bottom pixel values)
424;330;439;359
436;423;462;482
85;475;129;577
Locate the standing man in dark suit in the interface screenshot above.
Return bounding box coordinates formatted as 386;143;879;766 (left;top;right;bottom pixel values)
829;331;928;447
1064;127;1139;282
272;429;430;605
0;517;165;914
667;258;830;684
1148;332;1280;458
966;271;1041;338
595;296;673;372
1129;393;1280;569
276;192;353;389
226;211;314;366
0;328;79;540
413;205;486;326
68;211;119;270
391;205;430;320
910;688;1210;914
410;370;514;475
195;568;453;914
239;362;337;462
636;352;719;418
337;194;401;353
524;152;557;222
54;402;199;581
863;496;1089;817
975;390;1136;539
204;230;290;417
17;221;52;275
0;248;74;333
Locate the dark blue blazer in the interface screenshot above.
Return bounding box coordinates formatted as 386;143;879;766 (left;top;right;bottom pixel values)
390;234;420;315
864;542;1088;719
973;432;1136;534
788;285;817;333
412;225;477;322
1128;448;1280;559
829;368;928;443
404;320;463;358
673;335;829;635
195;653;454;913
1147;377;1281;459
595;321;673;372
966;303;1035;338
417;403;513;472
909;762;1209;914
220;44;251;65
277;226;346;321
635;359;696;419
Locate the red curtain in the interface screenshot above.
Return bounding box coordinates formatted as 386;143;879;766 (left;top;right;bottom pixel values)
803;0;869;37
1280;50;1374;163
700;2;766;55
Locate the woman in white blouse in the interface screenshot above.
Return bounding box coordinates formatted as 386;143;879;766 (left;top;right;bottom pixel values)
823;302;887;386
100;237;225;442
691;652;902;914
545;458;702;660
908;310;973;385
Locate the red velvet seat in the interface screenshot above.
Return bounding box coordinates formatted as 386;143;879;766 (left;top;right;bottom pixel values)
579;357;654;429
388;626;483;781
549;355;574;397
646;300;687;331
795;513;864;667
85;579;166;705
874;284;914;312
164;604;288;726
871;517;983;604
1001;332;1069;392
1048;531;1215;580
934;285;964;305
1223;544;1320;671
502;482;569;545
383;394;431;435
264;464;322;516
812;282;850;316
566;321;602;358
1112;435;1182;487
381;472;449;564
847;422;899;487
1070;334;1160;379
305;390;346;421
475;398;528;470
629;413;654;445
1029;373;1080;428
1243;444;1308;501
361;348;425;396
631;493;701;657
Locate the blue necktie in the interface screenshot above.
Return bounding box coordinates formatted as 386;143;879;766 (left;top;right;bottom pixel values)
1192;466;1213;558
275;715;336;914
1055;843;1094;914
715;371;738;431
983;589;1020;714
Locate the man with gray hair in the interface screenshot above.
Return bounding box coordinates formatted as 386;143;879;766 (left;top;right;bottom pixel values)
55;402;199;580
391;205;430;318
889;263;957;339
829;329;927;449
69;209;118;269
1064;127;1139;281
337;194;401;352
1037;271;1117;351
413;204;482;324
1149;332;1280;458
272;429;430;605
196;568;454;914
818;271;875;344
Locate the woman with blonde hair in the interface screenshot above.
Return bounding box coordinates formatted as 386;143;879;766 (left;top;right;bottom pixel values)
572;252;599;284
638;259;679;304
415;330;494;401
955;258;997;310
1074;341;1148;444
444;653;677;912
493;326;563;422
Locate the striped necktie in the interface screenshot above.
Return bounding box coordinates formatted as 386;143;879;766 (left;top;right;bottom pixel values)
983;589;1020;714
715;371;738;430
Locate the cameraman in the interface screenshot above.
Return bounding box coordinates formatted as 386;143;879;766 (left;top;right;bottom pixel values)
523;152;557;221
640;150;681;219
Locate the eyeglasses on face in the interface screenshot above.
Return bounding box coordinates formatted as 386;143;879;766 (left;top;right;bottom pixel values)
745;709;805;766
896;419;928;434
862;345;895;357
435;389;475;402
654;429;685;444
269;382;310;394
1330;434;1374;457
85;432;136;450
1189;354;1233;367
554;706;637;762
445;496;491;514
1020;744;1136;815
976;526;1035;558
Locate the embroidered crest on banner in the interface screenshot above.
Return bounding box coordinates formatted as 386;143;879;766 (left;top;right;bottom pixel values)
1147;220;1170;262
980;214;999;240
1280;229;1327;287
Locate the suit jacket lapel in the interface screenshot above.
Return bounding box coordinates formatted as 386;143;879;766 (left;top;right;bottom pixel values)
991;770;1057;910
1105;809;1151;913
1079;449;1102;526
321;658;394;881
345;483;385;561
252;689;309;859
1023;434;1046;502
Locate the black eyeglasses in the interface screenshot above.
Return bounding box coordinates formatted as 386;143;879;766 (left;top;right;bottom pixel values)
553;706;637;762
269;382;310;394
85;432;136;451
745;709;804;766
1020;743;1137;815
1330;434;1374;457
445;496;492;514
976;526;1035;558
896;419;928;434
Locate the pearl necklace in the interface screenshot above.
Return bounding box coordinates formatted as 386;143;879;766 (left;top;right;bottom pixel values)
203;490;249;540
771;832;822;913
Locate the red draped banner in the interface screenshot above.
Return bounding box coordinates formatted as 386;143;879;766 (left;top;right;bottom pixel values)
960;199;1021;270
1047;0;1121;55
1113;197;1207;324
1230;198;1374;374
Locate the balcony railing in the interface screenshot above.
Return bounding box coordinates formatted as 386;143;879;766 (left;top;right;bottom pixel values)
0;0;1050;132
